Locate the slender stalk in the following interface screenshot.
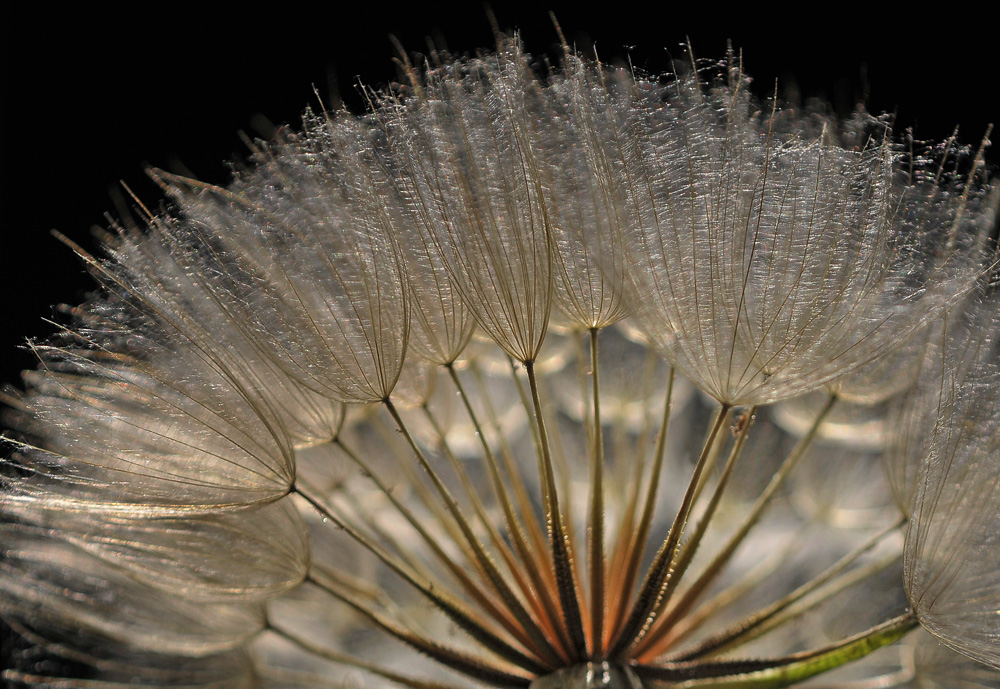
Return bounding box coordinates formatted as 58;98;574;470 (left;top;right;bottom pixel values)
332;435;549;661
306;574;537;687
607;368;675;639
641;405;757;650
652;394;838;635
269;622;464;689
526;358;588;658
646;534;806;651
603;452;647;649
448;363;573;659
673;518;905;661
293;486;545;674
485;359;557;577
686;408;732;508
419;401;504;548
366;421;473;561
608;402;731;659
420;401;561;649
330;477;436;579
310;562;383;605
587;327;606;656
633;612;918;687
383;397;565;667
712;554;902;659
536;358;575;513
263;668;384;689
571;327;595;443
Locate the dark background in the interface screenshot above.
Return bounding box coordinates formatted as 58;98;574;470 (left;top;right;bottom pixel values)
2;6;996;387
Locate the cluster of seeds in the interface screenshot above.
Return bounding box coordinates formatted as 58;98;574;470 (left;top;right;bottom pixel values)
2;37;998;689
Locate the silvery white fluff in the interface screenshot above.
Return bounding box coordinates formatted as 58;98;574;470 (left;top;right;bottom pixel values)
2;36;999;689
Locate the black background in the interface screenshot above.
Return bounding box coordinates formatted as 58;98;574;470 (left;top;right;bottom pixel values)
2;6;996;387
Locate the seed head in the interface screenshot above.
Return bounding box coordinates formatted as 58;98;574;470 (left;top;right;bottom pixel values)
2;31;999;689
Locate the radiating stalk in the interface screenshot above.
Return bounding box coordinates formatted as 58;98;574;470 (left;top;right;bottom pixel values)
607;368;675;639
711;553;901;660
305;575;537;687
634;612;918;688
651;394;838;636
366;421;472;560
310;562;384;605
491;358;559;572
330;477;437;579
477;359;569;655
526;359;588;658
673;518;905;661
604;453;647;649
571;328;595;443
640;405;757;649
685;408;732;508
420;396;514;550
420;402;562;650
587;327;606;656
608;402;731;659
658;538;798;649
263;668;391;689
537;360;575;514
293;486;546;674
448;363;573;658
383;398;566;667
331;435;549;661
270;622;464;689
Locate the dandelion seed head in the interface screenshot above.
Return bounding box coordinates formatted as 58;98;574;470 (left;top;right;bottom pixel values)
3;20;999;689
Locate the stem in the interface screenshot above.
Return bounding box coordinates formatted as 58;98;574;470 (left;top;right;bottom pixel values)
305;574;536;687
609;402;731;659
493;358;558;574
644;533;806;652
588;327;606;656
330;476;435;578
447;364;572;659
654;394;838;634
637;406;757;658
369;418;472;561
383;398;565;667
420;397;506;553
607;368;675;640
333;435;545;661
293;486;546;674
418;403;536;611
674;518;905;660
269;622;463;689
718;554;901;659
526;359;588;659
634;612;918;688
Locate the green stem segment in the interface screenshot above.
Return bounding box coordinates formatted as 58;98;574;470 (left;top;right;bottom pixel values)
635;612;918;688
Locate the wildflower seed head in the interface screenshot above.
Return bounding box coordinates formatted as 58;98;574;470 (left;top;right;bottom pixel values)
2;31;999;689
2;328;296;514
157;113;412;405
383;42;555;363
899;288;1000;669
618;69;992;406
